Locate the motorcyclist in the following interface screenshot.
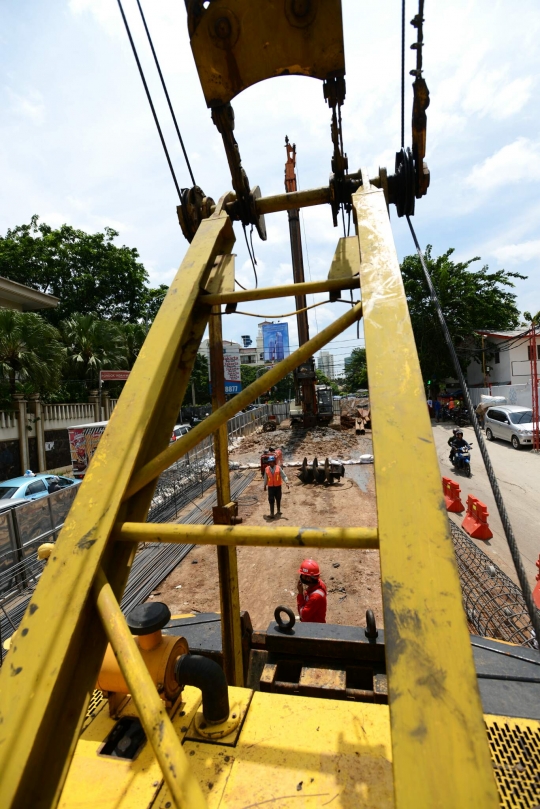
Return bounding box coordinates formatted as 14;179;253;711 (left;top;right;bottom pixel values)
449;430;469;465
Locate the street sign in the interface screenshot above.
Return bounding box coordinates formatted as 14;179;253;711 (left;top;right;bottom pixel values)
99;370;130;382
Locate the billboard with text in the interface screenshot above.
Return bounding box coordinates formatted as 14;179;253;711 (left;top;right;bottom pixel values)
262;323;289;363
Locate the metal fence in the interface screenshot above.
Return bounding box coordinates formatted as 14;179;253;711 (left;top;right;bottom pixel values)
0;486;78;601
0;405;286;657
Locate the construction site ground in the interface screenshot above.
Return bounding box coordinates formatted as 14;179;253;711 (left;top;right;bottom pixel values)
152;420;382;631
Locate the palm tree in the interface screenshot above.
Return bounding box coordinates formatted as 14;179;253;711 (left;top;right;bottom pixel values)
120;322;149;369
0;309;64;397
61;314;127;388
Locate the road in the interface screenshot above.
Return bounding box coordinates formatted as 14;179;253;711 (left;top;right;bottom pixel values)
431;421;540;588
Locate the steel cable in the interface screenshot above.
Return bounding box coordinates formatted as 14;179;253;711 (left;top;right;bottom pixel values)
134;0;196;186
407;216;540;640
116;0;182;200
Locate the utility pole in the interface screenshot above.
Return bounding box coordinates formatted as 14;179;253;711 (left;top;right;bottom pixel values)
481;334;488;388
284;137;317;427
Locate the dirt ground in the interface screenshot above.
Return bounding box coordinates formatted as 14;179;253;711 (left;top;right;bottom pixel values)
151;422;382;632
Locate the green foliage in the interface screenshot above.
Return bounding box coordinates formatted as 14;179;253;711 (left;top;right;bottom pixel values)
241;364;259;389
0;310;64;397
119;322;149;368
61;314;127;388
315;368;339;395
400;246;524;383
523;310;540;326
342;348;368;392
183;353;210;406
0;216;149;325
142;285;168;324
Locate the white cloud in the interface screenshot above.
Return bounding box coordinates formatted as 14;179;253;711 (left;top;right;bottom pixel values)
492;240;540;264
6;88;45;124
463;72;533;121
466;138;540;191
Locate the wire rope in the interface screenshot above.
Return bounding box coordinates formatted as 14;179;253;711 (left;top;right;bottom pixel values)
406;216;540;641
401;0;406;148
116;0;182;201
134;0;196;186
224;299;339;319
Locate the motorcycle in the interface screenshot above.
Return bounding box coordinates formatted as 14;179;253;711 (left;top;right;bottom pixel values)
452;442;473;477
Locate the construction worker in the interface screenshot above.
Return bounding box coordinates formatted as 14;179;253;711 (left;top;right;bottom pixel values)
297;559;327;623
263;455;289;519
268;446;283;467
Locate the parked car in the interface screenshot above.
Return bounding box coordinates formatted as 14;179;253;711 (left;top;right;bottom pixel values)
484;406;535;449
0;473;80;502
170;423;192;442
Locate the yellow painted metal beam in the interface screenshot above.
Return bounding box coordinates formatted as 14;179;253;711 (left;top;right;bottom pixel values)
353;181;498;807
124;301;363;500
0;212;234;809
209;305;244;687
93;568;207;809
116;522;380;548
201;275;358;306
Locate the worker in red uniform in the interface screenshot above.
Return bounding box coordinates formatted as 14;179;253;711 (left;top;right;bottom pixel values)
263;455;289;518
296;559;327;623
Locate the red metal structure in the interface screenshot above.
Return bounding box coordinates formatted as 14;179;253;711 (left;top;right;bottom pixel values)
529;323;540;452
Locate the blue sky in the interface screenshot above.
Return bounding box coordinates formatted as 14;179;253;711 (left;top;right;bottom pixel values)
2;1;539;375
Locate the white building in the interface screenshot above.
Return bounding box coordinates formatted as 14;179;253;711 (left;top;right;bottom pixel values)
256;321;273;365
317;351;335;380
466;330;539;388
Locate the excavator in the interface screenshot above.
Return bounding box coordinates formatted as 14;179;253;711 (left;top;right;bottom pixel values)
0;2;538;808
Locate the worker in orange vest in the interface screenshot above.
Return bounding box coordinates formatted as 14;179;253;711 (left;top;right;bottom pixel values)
263;455;289;519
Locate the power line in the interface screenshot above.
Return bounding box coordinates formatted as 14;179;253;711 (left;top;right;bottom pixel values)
135;0;196;186
116;0;182;201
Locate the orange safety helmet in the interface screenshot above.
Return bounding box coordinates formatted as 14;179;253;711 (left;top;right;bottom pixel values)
298;559;320;578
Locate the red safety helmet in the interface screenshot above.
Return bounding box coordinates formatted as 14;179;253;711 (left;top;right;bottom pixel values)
298;559;320;578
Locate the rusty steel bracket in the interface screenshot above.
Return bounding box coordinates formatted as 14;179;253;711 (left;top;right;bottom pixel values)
212;501;242;525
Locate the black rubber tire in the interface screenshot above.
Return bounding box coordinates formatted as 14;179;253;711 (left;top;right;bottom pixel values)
511;435;521;450
485;428;493;441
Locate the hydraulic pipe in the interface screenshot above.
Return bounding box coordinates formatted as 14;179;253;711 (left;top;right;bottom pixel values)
93;568;207;809
115;522;379;549
175;654;230;724
124;301;362;500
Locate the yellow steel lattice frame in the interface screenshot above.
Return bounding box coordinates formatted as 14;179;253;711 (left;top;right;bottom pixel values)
0;179;500;809
353;177;498;807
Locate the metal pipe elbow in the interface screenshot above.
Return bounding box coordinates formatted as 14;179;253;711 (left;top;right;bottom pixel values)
174;654;230;724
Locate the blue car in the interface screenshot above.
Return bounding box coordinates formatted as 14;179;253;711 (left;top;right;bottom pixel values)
0;473;81;502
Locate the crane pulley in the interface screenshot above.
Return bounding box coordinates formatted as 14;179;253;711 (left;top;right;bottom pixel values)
178;0;431;243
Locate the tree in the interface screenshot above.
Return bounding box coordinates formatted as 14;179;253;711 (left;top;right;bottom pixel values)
182;353;210;406
400;246;524;384
120;322;149;368
0;216;149;325
315;369;339;395
0;310;64;398
523;310;540;325
342;348;368;392
61;314;127;389
142;284;169;324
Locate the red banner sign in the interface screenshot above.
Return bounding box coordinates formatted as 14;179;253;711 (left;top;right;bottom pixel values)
100;370;130;382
